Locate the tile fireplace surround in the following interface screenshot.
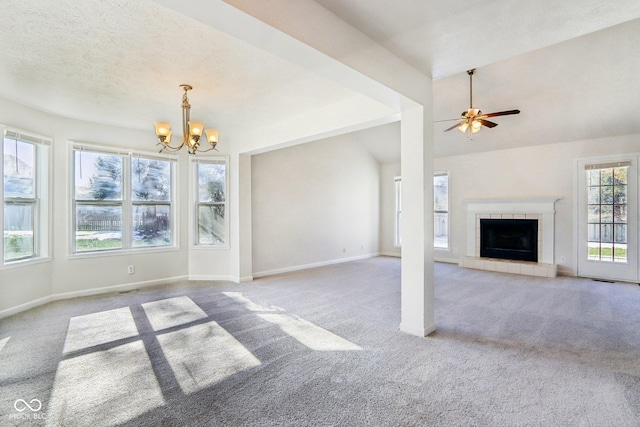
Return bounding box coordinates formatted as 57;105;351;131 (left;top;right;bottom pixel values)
459;198;561;278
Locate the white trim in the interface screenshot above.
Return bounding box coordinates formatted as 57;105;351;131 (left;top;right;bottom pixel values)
252;253;380;278
0;256;51;270
70;144;179;255
0;275;188;319
1;126;52;266
434;257;457;264
188;274;237;282
70;140;179;161
190;156;230;249
380;251;401;257
67;245;180;260
574;153;639;282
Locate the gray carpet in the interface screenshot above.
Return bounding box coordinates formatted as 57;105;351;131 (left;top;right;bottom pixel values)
1;257;639;426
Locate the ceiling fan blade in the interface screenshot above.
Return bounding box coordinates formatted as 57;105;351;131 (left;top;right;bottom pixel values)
434;117;465;123
443;122;462;132
480;119;498;128
481;109;520;118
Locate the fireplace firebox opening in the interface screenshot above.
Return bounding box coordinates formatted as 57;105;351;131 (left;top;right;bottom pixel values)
480;219;538;262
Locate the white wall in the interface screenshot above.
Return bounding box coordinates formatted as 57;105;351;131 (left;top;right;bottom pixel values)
434;133;640;276
251;133;380;276
379;162;401;257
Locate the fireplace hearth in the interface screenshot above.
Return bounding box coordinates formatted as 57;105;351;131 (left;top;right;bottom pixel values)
480;219;538;262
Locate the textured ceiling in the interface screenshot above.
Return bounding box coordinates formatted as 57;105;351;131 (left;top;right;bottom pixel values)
1;0;638;160
0;0;360;140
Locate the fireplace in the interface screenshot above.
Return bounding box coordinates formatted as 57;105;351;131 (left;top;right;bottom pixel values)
462;198;560;277
480;219;538;262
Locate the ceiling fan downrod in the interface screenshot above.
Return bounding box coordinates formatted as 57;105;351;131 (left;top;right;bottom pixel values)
467;68;476;109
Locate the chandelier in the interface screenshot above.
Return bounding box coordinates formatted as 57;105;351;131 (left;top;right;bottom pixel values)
154;84;219;154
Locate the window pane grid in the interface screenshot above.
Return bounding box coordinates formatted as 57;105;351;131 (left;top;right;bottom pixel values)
434;174;449;249
3;134;42;263
196;161;227;247
586;166;627;263
73;149;174;253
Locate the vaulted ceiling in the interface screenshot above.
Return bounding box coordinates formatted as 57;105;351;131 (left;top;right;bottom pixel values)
1;0;639;159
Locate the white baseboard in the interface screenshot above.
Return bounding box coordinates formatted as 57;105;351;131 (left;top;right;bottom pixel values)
0;275;188;319
189;275;236;282
253;253;380;278
0;295;55;319
434;257;459;264
379;252;401;258
188;275;254;283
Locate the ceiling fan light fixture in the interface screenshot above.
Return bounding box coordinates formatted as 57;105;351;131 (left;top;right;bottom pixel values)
437;68;521;137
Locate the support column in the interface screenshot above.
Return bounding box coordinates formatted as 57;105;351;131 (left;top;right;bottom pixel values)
399;105;435;336
230;152;253;283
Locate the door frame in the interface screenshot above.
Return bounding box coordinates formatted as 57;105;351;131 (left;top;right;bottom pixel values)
575;153;638;283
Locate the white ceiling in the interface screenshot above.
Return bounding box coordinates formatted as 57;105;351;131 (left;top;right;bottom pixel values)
314;0;640;158
0;0;360;141
1;0;639;160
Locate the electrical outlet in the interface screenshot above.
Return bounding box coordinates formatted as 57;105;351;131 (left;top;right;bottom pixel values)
127;265;135;274
560;256;565;264
343;247;346;253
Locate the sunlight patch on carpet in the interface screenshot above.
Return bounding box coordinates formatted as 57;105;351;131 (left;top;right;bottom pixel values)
157;321;261;394
142;296;207;331
258;314;362;351
48;340;164;426
63;307;138;353
0;336;9;354
223;292;283;312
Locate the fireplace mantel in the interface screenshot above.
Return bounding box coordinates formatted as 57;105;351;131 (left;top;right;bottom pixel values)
462;198;561;277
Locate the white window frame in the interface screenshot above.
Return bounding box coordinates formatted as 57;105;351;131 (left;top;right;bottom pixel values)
70;143;178;256
191;157;229;249
434;172;449;250
1;127;51;267
394;176;402;247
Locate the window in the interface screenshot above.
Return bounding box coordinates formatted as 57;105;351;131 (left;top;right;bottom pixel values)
586;163;628;263
2;129;50;264
132;156;172;248
434;173;449;249
72;146;175;253
394;177;401;247
194;158;228;247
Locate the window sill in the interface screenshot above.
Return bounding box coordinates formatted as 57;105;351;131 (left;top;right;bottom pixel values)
190;244;230;251
2;256;52;270
68;245;180;260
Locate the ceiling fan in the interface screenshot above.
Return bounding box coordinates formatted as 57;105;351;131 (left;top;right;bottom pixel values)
437;68;520;138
